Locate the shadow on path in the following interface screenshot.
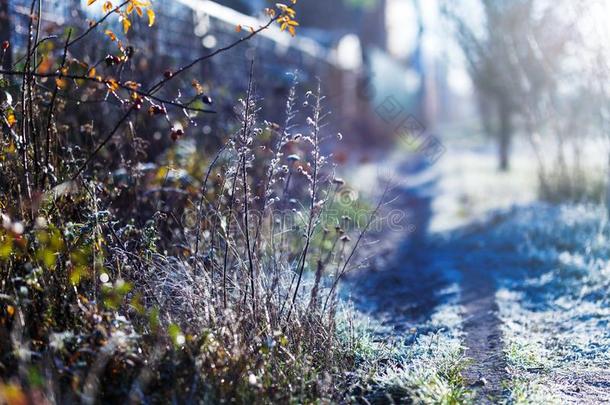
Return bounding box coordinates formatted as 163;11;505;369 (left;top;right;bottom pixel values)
348;169;454;333
349;159;510;401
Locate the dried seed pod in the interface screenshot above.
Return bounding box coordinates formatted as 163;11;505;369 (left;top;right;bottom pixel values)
148;105;165;116
104;54;121;66
170;128;184;141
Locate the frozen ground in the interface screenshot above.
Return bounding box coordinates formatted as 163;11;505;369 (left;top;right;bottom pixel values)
494;205;610;403
343;140;610;403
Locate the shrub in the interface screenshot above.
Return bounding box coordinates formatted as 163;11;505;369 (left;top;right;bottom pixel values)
0;1;382;402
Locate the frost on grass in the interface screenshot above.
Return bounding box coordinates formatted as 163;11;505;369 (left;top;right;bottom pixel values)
492;204;610;404
359;302;474;404
335;302;399;365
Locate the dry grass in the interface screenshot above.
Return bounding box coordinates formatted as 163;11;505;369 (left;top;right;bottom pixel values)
0;4;385;402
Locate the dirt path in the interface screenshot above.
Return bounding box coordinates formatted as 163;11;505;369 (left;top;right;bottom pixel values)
393;160;510;402
351;159;510;401
460;265;508;402
349;156;610;403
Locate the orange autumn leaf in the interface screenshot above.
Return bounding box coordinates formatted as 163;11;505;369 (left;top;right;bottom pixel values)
106;78;119;92
191;79;204;95
105;30;117;41
38;57;53;74
122;17;131;34
102;1;114;13
124;81;141;90
6;111;16;127
55;77;68;90
0;384;26;405
276;3;299;36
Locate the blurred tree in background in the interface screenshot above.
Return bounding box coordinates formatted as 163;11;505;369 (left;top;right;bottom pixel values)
444;0;572;172
444;0;610;206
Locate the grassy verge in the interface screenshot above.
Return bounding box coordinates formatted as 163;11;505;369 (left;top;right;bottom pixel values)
349;302;473;404
494;205;610;404
1;59;387;401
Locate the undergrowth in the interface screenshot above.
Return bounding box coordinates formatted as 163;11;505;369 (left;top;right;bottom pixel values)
0;2;391;403
360;304;473;405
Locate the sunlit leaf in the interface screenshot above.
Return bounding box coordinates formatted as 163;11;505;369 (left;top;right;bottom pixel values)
105;29;117;41
124;80;140;90
69;266;87;285
102;1;114;13
6;111;16;127
55;77;68;89
0;236;12;258
122;17;131;34
106;78;120;92
168;323;185;346
40;248;57;268
147;8;155;26
37;57;53;74
191;79;204;95
0;384;26;405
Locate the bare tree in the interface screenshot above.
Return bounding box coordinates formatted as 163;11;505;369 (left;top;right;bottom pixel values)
443;0;572;171
443;1;527;170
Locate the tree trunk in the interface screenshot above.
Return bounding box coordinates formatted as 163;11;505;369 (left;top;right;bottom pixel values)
498;100;512;171
0;0;11;70
360;0;387;51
